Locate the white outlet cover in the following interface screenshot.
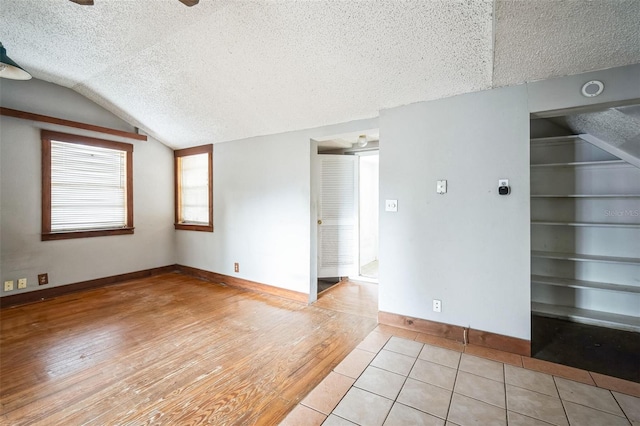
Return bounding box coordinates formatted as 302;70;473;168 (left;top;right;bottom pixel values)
385;199;398;212
436;180;447;194
499;179;509;187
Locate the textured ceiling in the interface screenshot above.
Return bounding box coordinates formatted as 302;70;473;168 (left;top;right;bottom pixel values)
1;0;639;149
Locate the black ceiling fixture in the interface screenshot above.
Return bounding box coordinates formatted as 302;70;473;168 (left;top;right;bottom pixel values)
69;0;199;6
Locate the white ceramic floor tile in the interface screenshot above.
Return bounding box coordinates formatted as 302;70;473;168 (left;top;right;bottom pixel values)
409;359;457;391
354;366;407;400
563;400;631;426
384;337;423;357
447;393;507;426
507;411;557;426
459;354;504;382
504;364;557;397
371;349;417;376
613;391;640;424
454;370;506;408
418;344;461;369
397;377;452;419
555;377;624;417
383;402;445;426
332;387;393;426
506;384;568;426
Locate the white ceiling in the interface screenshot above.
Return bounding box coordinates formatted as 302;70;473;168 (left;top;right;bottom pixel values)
1;0;639;149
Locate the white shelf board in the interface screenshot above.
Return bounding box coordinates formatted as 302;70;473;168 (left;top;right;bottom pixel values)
530;135;585;145
531;274;640;293
531;250;640;265
531;221;640;228
530;160;628;168
532;302;640;333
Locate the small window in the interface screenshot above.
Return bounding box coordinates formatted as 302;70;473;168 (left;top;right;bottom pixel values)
174;144;213;232
41;130;134;241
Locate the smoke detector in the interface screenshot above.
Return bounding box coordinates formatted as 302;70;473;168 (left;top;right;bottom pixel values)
581;80;604;98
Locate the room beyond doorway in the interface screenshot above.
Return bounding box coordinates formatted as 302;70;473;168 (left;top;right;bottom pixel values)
357;153;379;281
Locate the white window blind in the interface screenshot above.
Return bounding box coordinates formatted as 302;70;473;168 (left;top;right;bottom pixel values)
179;153;209;224
51;140;127;232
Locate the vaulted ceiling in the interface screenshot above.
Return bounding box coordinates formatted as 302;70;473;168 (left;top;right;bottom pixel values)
1;0;639;149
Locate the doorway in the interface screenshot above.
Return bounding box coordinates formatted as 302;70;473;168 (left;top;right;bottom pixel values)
311;130;380;299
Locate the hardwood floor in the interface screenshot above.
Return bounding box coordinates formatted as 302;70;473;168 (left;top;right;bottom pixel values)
0;273;378;425
314;279;378;320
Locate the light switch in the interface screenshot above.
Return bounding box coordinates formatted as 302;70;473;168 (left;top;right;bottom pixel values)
436;180;447;194
385;199;398;212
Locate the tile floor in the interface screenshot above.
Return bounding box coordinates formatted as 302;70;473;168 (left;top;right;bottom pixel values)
280;326;640;426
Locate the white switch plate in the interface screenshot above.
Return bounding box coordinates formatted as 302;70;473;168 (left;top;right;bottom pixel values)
436;180;447;194
499;179;509;187
385;200;398;212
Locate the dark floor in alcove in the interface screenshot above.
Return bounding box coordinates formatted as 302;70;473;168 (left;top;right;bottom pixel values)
318;277;341;294
532;315;640;383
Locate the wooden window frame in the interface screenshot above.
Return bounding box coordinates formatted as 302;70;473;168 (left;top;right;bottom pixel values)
41;130;134;241
174;144;213;232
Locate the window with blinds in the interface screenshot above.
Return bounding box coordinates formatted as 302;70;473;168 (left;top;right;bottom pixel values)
41;131;134;241
174;144;213;232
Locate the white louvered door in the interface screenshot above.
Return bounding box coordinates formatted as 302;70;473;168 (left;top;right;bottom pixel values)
318;155;358;278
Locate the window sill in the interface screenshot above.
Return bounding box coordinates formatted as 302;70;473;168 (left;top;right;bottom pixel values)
174;223;214;232
42;227;135;241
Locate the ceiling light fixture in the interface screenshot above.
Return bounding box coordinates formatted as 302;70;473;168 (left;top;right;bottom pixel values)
0;43;31;80
357;135;368;147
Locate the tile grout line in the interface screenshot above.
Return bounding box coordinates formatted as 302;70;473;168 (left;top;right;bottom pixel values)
502;363;508;424
443;347;464;424
610;391;633;424
552;375;571;425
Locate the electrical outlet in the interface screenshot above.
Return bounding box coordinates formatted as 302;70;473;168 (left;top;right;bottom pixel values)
234;263;239;273
4;280;14;292
433;299;442;313
38;273;49;285
18;278;27;289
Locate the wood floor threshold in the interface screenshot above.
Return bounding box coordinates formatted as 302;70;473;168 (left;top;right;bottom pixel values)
378;311;531;357
0;265;178;308
176;264;309;304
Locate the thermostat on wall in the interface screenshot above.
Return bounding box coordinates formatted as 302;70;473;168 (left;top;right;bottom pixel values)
498;179;510;195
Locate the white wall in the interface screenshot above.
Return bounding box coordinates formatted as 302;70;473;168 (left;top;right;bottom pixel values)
174;118;378;298
378;85;531;339
0;79;176;295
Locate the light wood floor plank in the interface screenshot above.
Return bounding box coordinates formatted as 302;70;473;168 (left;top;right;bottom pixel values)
0;273;378;425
